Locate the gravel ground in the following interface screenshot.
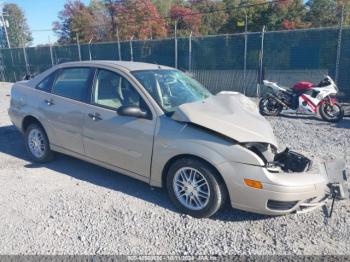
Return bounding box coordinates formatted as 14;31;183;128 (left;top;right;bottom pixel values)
0;83;349;256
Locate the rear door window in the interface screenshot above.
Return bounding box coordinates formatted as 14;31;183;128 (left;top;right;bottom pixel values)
52;67;92;102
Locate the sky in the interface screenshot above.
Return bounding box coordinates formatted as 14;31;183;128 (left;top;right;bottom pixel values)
3;0;89;45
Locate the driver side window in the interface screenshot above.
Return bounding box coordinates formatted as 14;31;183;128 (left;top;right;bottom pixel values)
92;69;142;110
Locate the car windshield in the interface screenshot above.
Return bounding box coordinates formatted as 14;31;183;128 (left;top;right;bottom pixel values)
132;70;212;113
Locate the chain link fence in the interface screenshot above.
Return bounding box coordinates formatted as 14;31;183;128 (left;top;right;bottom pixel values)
0;27;349;101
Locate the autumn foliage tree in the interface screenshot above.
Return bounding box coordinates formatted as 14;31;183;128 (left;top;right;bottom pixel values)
270;0;309;30
53;0;94;44
114;0;167;40
170;5;202;36
55;0;167;43
53;0;350;44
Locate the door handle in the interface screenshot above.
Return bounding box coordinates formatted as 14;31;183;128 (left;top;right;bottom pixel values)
88;112;102;121
44;98;54;106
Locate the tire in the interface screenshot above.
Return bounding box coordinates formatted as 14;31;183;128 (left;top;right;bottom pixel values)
166;158;227;218
24;123;54;163
259;96;283;116
319;102;344;123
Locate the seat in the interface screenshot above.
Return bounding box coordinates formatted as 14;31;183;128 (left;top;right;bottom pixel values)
95;78;122;109
121;79;140;107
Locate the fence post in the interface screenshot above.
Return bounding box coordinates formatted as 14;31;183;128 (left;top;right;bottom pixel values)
174;19;178;68
23;46;29;76
116;25;122;60
88;37;93;61
188;31;192;72
130;36;134;61
49;36;54;66
0;50;4;81
335;4;345;85
257;25;265;98
243;12;248;95
10;49;14;66
76;33;82;61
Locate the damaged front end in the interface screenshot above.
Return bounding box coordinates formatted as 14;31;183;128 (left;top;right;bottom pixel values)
271;148;312;173
243;142;349;216
295;160;349;216
243;143;312;173
171;92;348;216
319;160;349;216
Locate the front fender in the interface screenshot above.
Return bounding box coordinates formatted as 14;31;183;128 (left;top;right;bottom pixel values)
150;116;265;187
318;97;338;106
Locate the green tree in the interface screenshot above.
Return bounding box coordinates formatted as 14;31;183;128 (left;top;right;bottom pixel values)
305;0;350;27
151;0;180;17
2;3;32;47
222;0;270;33
306;0;339;27
268;0;309;30
0;24;8;48
89;0;110;41
191;0;229;35
103;0;119;41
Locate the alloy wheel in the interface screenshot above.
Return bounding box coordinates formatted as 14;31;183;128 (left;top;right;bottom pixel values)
28;128;46;158
173;167;210;210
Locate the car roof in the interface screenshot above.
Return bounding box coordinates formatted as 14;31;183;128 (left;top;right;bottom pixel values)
60;60;174;71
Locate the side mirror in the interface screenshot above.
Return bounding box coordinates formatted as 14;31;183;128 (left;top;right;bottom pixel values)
117;105;151;119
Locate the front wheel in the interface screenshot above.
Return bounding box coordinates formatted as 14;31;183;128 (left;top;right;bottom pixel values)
166;158;227;218
259;96;283;116
319;102;344;123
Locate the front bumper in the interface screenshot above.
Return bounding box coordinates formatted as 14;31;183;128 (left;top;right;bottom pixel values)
216;159;348;216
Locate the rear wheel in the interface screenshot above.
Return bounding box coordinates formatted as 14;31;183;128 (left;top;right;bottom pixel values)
166;158;227;218
319;102;344;123
25;123;54;163
259;96;283;116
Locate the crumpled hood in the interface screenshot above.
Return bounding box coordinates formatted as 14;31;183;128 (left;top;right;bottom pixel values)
172;91;278;148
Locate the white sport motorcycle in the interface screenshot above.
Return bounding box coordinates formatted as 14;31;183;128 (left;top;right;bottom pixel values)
259;76;344;122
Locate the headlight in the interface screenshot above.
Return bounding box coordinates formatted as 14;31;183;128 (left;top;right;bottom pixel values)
243;142;276;163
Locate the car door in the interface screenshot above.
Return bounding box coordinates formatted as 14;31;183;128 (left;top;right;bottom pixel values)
82;68;156;178
41;67;94;155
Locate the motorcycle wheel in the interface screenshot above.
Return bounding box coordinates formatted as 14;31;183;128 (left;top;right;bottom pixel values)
259;96;283;116
319;102;344;123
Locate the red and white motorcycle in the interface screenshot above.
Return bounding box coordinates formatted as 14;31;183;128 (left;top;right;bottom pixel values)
259;76;344;122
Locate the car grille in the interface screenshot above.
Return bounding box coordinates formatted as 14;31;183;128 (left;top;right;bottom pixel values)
267;200;298;211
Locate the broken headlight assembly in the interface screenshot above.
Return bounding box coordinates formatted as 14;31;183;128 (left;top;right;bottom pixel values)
243;143;312;173
272;148;312;173
244;142;276;163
